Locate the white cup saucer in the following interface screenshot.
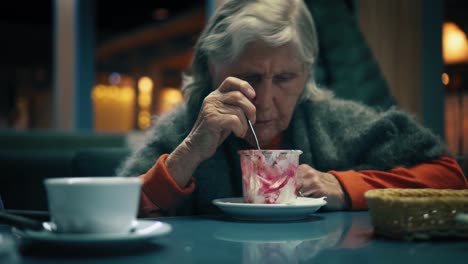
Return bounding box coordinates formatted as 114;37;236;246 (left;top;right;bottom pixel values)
212;197;327;221
12;220;172;247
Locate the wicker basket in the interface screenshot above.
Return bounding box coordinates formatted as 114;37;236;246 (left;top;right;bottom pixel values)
365;188;468;240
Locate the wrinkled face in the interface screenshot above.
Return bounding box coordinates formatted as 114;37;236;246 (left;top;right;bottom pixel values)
210;41;307;147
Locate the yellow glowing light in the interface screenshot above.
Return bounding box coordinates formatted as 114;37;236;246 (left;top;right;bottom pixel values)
157;87;184;114
138;111;151;120
91;85;106;100
138;94;151;108
443;22;468;64
441;73;450;85
91;84;136;132
138;76;153;93
138;110;151;129
119;86;135;101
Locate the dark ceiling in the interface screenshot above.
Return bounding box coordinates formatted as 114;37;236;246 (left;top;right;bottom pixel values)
96;0;205;31
0;0;466;30
0;0;205;30
0;0;466;67
0;0;205;67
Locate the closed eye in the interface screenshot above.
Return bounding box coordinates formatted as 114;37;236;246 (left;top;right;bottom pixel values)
273;73;297;83
240;74;262;85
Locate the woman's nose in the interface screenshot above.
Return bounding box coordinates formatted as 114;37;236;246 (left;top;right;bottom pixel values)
253;79;273;110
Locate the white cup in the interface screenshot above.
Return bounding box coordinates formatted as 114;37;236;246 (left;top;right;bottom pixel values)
44;177;142;234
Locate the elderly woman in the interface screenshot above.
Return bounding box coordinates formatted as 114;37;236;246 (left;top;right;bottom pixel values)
117;0;467;216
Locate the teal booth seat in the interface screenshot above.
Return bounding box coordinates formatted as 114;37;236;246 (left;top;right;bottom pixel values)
0;149;76;210
0;148;131;211
72;148;132;177
0;130;126;150
0;130;131;211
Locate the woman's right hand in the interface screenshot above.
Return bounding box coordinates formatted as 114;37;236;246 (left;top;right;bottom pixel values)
186;76;257;160
165;77;256;187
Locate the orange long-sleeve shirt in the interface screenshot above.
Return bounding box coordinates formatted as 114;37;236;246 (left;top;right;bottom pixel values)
138;140;468;216
329;155;468;209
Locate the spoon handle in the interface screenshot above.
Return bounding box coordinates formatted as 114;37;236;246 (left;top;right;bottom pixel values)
0;211;44;231
247;119;261;150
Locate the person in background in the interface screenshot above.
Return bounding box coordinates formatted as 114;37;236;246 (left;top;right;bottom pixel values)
117;0;467;216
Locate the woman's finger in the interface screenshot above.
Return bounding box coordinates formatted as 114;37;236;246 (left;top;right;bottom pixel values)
220;102;250;137
220;90;256;123
217;76;256;100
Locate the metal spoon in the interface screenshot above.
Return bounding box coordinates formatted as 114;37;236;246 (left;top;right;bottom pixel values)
247;119;261;150
0;211;54;231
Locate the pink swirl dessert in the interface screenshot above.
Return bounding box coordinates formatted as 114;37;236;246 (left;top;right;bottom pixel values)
239;150;303;204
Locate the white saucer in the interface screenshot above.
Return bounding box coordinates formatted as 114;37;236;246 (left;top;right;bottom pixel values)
212;197;327;221
13;220;172;246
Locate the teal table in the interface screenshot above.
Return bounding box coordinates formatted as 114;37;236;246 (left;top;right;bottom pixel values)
2;211;467;263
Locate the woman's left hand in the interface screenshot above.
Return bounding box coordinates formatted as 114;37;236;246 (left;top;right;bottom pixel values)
296;164;347;211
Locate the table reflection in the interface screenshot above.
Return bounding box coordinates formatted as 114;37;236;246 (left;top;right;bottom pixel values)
1;212;466;263
211;214;352;264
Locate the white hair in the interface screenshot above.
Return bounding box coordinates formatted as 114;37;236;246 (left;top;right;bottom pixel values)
182;0;332;111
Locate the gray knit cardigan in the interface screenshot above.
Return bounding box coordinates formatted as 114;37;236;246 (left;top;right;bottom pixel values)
117;98;448;215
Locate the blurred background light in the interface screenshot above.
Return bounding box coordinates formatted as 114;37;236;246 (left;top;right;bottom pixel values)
442;72;450;85
157;87;183;114
108;72;121;85
138;76;153;93
443;22;468;64
92;84;135;132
